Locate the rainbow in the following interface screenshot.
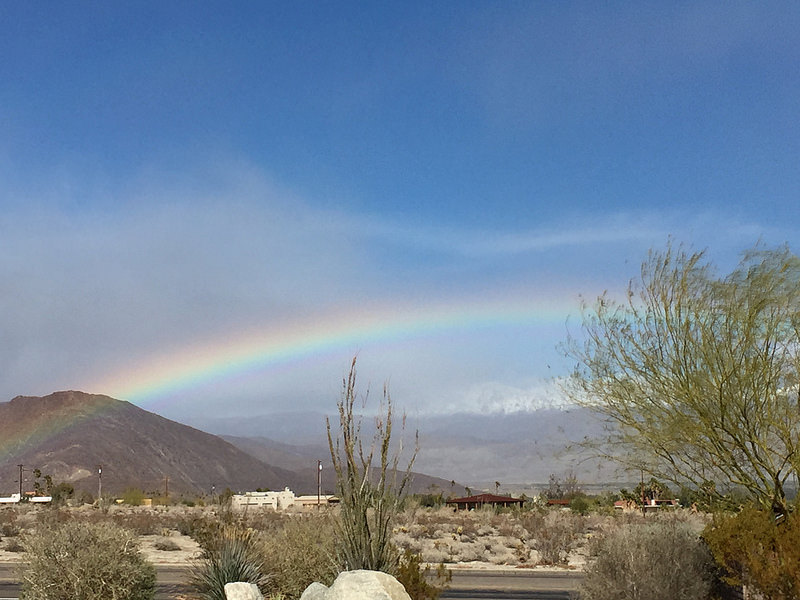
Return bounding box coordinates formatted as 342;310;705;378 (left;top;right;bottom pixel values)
91;293;578;408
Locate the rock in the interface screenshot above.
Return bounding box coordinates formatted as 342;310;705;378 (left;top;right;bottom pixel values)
224;581;264;600
299;581;329;600
300;570;410;600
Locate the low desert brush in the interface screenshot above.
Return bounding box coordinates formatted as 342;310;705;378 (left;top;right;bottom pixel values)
21;520;156;600
581;519;714;600
261;514;337;599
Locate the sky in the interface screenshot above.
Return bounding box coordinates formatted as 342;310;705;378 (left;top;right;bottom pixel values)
0;2;798;424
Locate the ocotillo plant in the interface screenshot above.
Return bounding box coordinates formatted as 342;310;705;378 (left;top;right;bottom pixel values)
326;357;418;573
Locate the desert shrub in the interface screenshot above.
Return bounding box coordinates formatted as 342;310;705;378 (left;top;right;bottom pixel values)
154;538;182;551
190;524;270;600
122;487;146;506
569;496;590;515
261;514;337;599
0;521;19;537
395;548;451;600
0;508;18;529
532;511;582;565
703;505;800;600
112;510;165;536
581;520;714;600
178;512;210;538
75;489;95;504
5;538;25;552
32;506;70;525
21;520;156;600
240;508;288;533
519;510;546;539
50;482;75;506
184;513;230;549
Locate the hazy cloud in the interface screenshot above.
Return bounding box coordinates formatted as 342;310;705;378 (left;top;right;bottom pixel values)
0;162;795;416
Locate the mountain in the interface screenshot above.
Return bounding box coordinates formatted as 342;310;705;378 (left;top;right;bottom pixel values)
196;408;619;488
0;391;305;496
222;434;470;497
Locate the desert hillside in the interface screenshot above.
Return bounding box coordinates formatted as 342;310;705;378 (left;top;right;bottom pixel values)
0;391;304;496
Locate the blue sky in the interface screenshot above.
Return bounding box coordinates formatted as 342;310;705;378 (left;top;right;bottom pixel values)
0;2;798;422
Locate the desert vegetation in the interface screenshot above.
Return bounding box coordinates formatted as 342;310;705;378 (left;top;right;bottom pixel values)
20;518;156;600
4;241;800;599
1;492;798;599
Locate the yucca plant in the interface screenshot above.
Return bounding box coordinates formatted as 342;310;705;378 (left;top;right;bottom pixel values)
190;525;270;600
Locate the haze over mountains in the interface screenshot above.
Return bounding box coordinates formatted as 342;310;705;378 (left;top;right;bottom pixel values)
191;407;615;488
0;391;469;497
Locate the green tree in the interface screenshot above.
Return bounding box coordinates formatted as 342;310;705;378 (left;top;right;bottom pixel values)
50;482;75;506
565;243;800;513
122;487;146;506
326;357;418;572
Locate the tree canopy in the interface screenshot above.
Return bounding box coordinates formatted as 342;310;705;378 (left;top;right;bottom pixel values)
565;243;800;511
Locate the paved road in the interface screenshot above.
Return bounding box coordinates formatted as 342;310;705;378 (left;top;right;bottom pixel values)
0;563;582;599
0;564;192;600
444;570;581;600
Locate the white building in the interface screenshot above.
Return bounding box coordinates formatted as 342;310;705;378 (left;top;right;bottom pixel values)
231;488;338;511
231;488;296;511
0;493;52;504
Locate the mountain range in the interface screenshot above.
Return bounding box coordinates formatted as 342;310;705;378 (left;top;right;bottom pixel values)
0;391;468;497
188;407;617;489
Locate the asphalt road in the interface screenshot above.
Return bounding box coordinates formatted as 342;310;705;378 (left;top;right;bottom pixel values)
0;563;583;600
0;564;192;600
444;570;581;600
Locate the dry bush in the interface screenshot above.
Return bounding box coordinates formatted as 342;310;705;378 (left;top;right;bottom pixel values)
21;520;156;600
32;506;72;528
0;522;19;537
532;511;583;565
5;538;24;552
237;508;289;533
518;510;546;540
154;538;182;551
581;520;714;600
395;549;451;600
0;508;19;537
112;509;172;535
261;514;337;600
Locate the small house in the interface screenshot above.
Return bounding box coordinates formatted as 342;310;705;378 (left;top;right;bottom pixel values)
446;493;525;511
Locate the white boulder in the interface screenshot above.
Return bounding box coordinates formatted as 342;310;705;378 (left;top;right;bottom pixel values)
300;570;411;600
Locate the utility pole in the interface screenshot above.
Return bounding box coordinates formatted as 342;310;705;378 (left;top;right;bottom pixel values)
18;464;23;497
317;460;322;509
641;469;646;518
164;475;169;500
97;465;102;501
